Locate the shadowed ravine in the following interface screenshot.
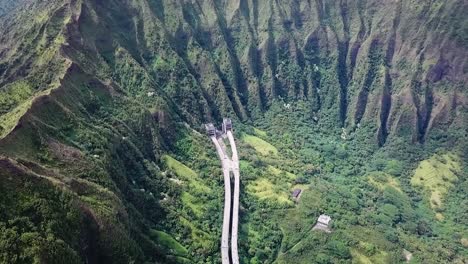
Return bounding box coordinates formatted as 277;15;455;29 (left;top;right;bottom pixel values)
0;0;467;263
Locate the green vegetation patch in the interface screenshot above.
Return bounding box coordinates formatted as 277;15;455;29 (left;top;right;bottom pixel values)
411;153;461;208
239;160;251;171
350;248;389;264
368;172;402;193
179;217;214;250
268;165;296;180
348;227;395;263
351;249;373;264
162;155;210;192
0;80;33;115
0;80;38;138
242;134;278;156
247;178;292;206
253;127;268;137
149;230;188;257
181;192;204;217
276;188;321;252
0;97;35;139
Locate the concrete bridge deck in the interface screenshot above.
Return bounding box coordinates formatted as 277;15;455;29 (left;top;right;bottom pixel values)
208;120;240;264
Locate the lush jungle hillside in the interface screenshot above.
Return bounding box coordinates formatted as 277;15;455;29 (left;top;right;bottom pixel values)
0;0;467;263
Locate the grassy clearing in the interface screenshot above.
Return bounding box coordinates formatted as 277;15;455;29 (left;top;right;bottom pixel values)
247;178;292;206
368;172;402;193
0;81;32;114
0;98;34;139
150;230;188;257
411;153;461;208
0;81;39;138
351;249;373;264
179;217;213;250
163;155;197;178
162;155;210;192
350;248;389;264
268;165;282;175
268;165;296;180
181;192;203;217
347;227;394;263
286;171;297;180
242;134;278;156
80;195;116;219
253;127;267;137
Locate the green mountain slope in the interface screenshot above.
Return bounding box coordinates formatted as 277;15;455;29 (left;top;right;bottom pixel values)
0;0;28;17
0;0;467;263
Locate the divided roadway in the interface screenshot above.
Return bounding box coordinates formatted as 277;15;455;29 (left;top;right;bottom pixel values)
210;131;240;264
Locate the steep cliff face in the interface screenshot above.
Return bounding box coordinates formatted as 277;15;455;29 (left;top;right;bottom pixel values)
0;0;467;263
1;0;467;142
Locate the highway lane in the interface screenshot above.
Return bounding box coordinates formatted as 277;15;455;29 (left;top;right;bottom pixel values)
227;131;240;264
210;136;231;264
209;128;241;264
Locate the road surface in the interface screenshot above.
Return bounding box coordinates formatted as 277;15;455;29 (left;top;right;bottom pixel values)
209;128;240;264
210;136;231;264
227;131;240;264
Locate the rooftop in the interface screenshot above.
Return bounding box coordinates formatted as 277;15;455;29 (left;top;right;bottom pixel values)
292;189;302;198
205;123;216;135
222;118;232;131
205;123;215;130
317;214;331;225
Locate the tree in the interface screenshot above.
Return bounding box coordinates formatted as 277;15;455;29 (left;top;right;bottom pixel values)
327;241;351;259
384;160;404;176
316;253;332;263
380;204;400;224
416;220;433;236
384;230;399;243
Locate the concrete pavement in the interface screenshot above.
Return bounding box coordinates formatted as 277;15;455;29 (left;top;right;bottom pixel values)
208;123;241;264
227;131;240;264
210;136;231;264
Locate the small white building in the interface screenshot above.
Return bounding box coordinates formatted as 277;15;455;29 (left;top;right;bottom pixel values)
313;214;332;233
317;215;331;226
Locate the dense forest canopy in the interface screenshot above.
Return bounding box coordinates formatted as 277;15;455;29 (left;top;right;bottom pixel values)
0;0;467;263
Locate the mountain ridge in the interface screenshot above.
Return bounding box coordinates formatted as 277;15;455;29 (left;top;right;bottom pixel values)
0;0;467;263
1;0;467;143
